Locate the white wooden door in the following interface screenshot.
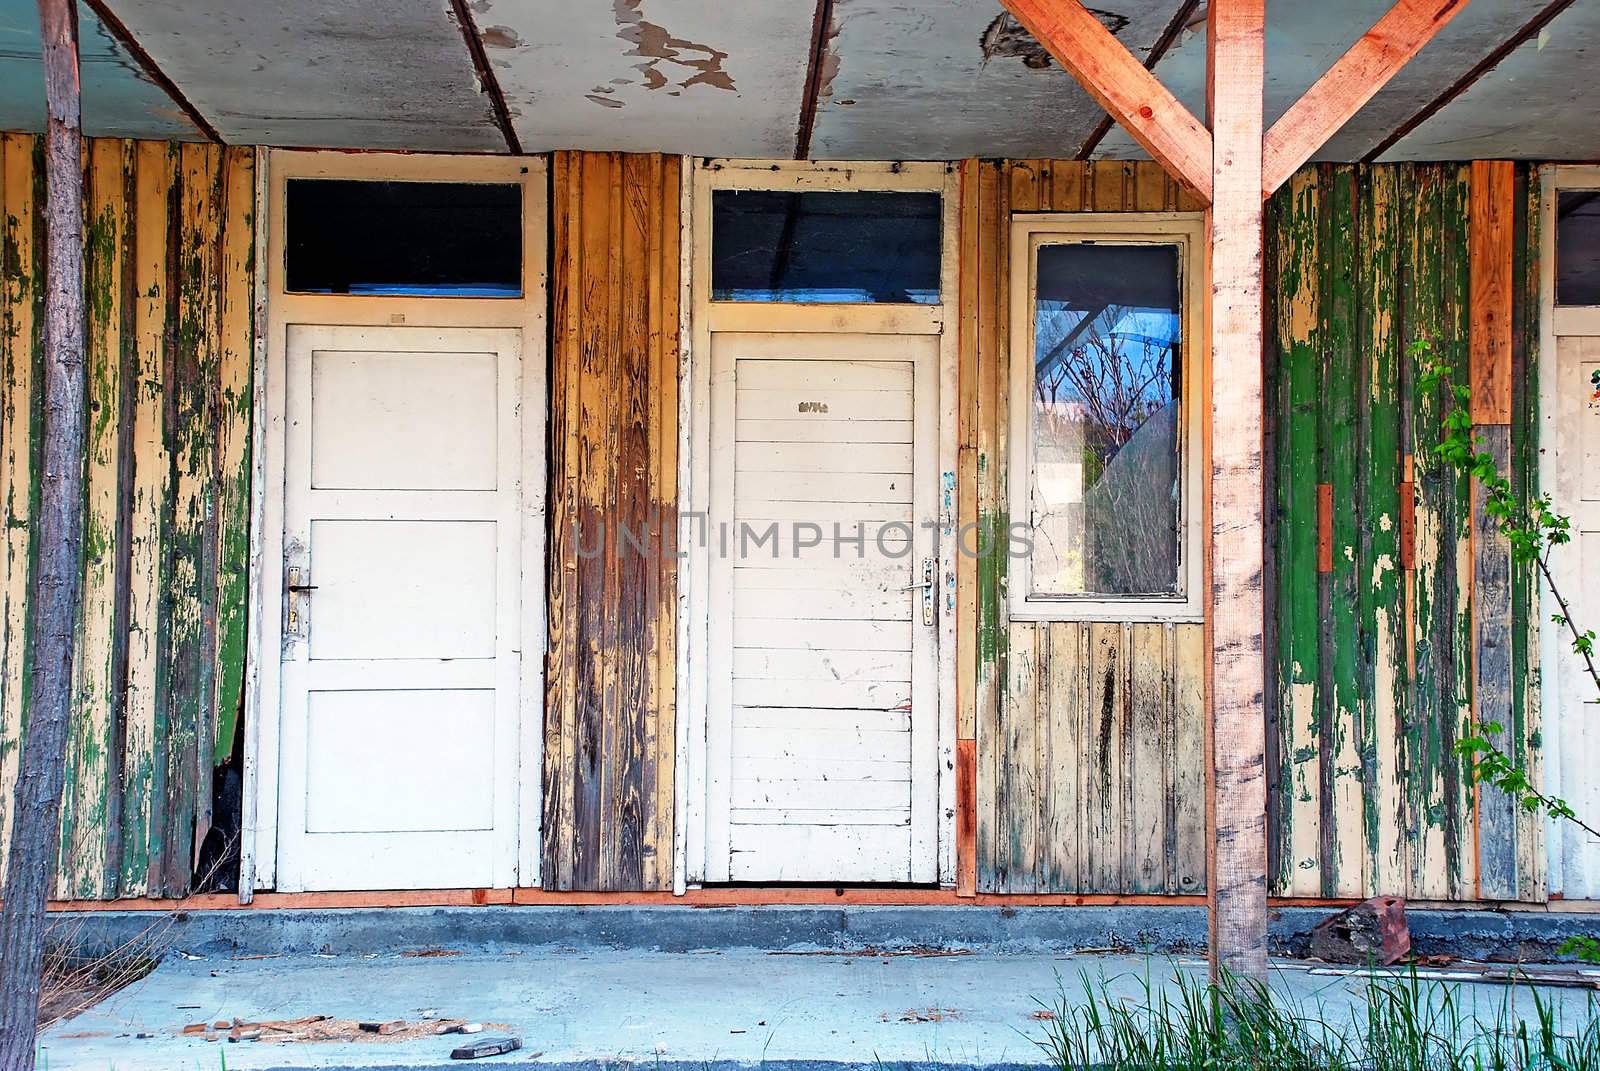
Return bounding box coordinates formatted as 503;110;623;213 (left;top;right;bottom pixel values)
1548;332;1600;897
275;325;524;891
706;333;939;883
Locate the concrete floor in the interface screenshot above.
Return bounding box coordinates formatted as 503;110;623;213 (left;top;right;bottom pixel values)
37;949;1600;1071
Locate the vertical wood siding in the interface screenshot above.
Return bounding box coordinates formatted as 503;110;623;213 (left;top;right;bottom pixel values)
544;151;680;891
1264;163;1542;900
0;135;255;899
959;159;1210;895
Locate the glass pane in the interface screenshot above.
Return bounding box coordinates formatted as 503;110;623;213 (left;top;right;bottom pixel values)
1558;191;1600;306
286;179;521;297
711;190;940;304
1029;242;1182;597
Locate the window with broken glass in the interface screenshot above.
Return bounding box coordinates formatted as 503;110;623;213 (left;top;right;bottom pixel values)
1011;221;1198;618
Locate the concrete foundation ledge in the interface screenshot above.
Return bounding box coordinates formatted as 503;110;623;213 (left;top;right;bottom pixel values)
44;903;1600;963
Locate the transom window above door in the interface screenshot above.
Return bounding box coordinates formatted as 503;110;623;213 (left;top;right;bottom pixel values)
710;189;941;304
1008;214;1204;622
285;179;523;297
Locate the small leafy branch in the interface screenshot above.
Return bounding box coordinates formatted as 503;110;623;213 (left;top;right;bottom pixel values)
1413;338;1600;844
1415;338;1600;963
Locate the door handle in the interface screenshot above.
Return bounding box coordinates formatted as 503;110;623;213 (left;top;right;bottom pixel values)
286;566;314;635
904;557;936;627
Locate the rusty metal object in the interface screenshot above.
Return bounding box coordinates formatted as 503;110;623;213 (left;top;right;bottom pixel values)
1310;895;1410;966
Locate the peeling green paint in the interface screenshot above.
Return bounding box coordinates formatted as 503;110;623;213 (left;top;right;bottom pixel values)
1268;163;1538;901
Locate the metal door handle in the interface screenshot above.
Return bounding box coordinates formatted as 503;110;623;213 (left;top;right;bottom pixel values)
908;558;935;626
286;566;314;635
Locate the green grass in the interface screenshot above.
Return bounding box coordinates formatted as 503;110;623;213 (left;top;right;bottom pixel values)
1033;965;1600;1071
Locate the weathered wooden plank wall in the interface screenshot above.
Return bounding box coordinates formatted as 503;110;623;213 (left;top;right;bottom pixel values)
1264;162;1542;900
0;135;255;899
544;151;680;891
958;159;1209;895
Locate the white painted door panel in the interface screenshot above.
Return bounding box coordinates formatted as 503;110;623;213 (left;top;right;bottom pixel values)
276;325;523;892
707;335;939;883
1549;334;1600;897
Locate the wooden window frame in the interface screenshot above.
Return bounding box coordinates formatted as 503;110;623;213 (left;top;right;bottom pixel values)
1006;212;1207;623
243;149;548;898
678;159;963;888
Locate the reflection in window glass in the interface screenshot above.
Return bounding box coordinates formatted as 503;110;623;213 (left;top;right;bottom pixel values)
1029;243;1181;597
286;179;522;297
711;190;940;303
1558;191;1600;306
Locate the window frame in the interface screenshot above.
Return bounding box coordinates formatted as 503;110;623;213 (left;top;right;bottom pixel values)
696;161;951;332
1006;212;1206;623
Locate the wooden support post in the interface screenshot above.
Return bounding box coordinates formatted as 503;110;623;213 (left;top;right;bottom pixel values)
1206;0;1269;979
0;0;84;1065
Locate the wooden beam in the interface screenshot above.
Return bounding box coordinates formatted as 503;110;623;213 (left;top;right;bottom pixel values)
1261;0;1470;197
447;0;522;154
1075;0;1203;160
1205;0;1269;980
1000;0;1213;204
80;0;221;143
0;0;86;1063
794;0;836;159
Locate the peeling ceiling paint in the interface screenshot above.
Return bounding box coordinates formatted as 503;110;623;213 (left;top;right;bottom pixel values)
0;0;1586;162
100;0;503;150
0;0;200;139
810;0;1178;160
485;0;812;156
1376;0;1599;162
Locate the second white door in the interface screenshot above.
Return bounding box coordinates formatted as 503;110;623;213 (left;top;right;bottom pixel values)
706;332;940;883
1547;330;1600;897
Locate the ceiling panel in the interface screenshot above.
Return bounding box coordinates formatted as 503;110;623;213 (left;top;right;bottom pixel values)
811;0;1182;161
1317;0;1547;160
99;0;503;151
0;0;200;139
1378;1;1599;162
483;0;814;157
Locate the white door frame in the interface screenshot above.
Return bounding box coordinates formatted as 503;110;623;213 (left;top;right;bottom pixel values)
677;160;961;888
240;150;548;897
1539;164;1600;898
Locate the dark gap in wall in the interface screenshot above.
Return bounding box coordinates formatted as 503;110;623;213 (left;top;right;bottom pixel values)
104;150;141;897
1262;186;1283;890
194;702;243;894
